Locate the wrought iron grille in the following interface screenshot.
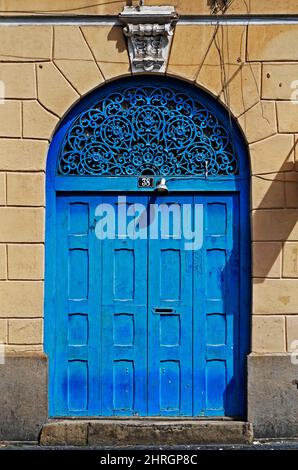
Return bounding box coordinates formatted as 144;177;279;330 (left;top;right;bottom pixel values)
57;85;238;177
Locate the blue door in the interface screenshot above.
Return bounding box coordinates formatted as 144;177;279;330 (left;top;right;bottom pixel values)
45;76;250;419
52;192;242;417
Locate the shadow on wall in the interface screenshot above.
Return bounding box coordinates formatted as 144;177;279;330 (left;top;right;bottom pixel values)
193;21;298;284
93;2;297;283
252;150;298;284
108;26;127;54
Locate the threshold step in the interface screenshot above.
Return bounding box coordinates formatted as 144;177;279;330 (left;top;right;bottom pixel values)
40;419;253;446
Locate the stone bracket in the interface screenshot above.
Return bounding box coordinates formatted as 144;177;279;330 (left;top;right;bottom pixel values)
119;6;179;73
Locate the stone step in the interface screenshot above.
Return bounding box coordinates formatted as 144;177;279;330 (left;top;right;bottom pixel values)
40;419;253;446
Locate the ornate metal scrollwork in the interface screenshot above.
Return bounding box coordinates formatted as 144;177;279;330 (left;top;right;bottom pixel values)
57;84;239;177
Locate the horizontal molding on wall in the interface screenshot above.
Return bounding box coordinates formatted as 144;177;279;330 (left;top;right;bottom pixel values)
2;14;298;26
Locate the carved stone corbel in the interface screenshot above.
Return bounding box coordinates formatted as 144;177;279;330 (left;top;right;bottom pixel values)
119;6;179;73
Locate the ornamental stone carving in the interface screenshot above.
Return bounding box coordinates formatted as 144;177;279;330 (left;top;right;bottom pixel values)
119;5;179;73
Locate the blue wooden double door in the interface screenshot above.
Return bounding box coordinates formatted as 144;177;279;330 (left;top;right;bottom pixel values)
53;192;242;417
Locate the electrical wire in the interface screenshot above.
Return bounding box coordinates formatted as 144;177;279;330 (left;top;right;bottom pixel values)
161;172;298;184
0;1;124;15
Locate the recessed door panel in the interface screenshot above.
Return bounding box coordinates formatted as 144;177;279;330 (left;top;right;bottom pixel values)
193;194;240;416
54;195;101;416
101;195;148;416
148;195;193;416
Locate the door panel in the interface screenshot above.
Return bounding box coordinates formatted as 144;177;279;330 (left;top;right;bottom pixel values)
52;192;242;417
148;195;193;416
193;194;240;416
101;195;148;416
55;196;101;416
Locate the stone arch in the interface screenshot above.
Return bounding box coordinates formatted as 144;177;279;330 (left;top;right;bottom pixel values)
45;74;250;181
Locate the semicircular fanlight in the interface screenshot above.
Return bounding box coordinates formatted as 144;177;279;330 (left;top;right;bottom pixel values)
57;84;238;177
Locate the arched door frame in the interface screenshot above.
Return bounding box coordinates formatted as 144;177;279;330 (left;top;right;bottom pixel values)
45;76;251;417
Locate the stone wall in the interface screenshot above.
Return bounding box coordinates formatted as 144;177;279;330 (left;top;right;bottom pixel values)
1;19;298;355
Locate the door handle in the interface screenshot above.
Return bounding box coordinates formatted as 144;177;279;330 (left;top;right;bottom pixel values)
153;307;175;314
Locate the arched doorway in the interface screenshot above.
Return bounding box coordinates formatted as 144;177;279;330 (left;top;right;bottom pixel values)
45;76;250;418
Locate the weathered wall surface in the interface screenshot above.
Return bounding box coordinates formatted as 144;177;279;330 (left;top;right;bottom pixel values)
248;354;298;438
0;353;47;441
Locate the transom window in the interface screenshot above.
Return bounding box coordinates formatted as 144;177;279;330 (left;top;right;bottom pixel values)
57;84;239;177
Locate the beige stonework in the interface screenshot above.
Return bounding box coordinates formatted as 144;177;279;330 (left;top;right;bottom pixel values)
204;25;247;67
249;134;295;175
238;101;277;143
253;209;298;242
262;63;298;100
0;208;44;243
0;319;7;343
253;279;298;315
13;176;43;212
252;174;284;210
23;101;58;140
0;0;128;16
37;63;79;117
197;63;261;117
196;64;223;97
55;60;104;96
0;63;36;99
167;65;200;83
7;172;44;207
168;25;247;83
167;25;215;81
0;281;43;317
283;242;298;278
252;242;281;278
54;26;94;61
277;102;298;133
81;26;130;80
252;316;286;353
0;26;52;61
0;0;209;16
1;1;298;16
248;25;298;62
8;319;43;344
284;172;298;209
0;139;47;172
4;345;43;352
0;101;21;138
7;244;44;280
0;172;5;206
53;27;104;93
286;316;298;351
0;245;7;280
228;0;298;15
